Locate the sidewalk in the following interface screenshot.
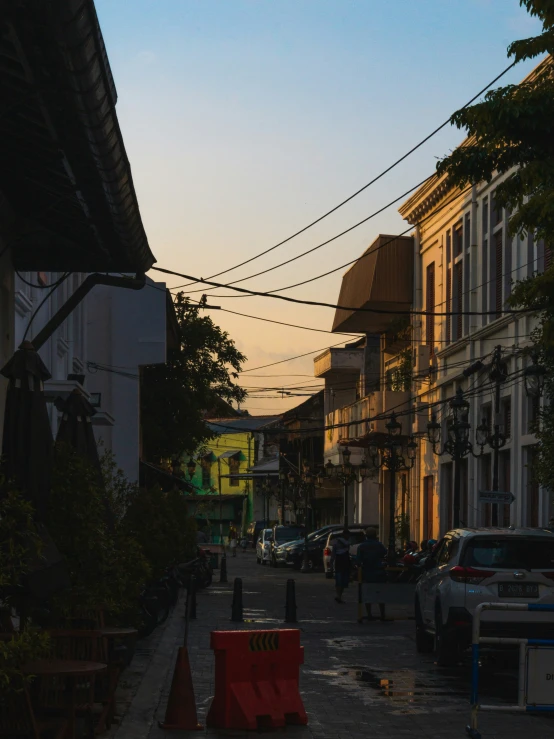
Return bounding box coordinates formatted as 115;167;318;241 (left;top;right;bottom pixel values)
113;551;554;739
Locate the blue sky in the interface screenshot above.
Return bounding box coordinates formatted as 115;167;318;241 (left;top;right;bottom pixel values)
96;0;542;413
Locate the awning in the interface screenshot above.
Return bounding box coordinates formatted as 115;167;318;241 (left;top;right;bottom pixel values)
332;235;413;334
0;1;155;272
218;450;245;461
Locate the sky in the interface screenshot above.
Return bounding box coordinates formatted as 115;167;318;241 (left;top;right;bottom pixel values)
96;0;542;415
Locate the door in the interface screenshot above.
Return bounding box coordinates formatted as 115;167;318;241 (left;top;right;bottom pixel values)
423;476;433;541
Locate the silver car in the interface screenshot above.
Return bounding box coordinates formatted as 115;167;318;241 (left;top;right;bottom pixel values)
415;527;554;665
256;528;273;565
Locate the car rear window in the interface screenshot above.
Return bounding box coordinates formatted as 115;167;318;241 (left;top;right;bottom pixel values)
275;527;303;542
462;537;554;569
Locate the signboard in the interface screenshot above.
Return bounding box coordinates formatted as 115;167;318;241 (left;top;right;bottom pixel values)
478;491;515;504
526;647;554;706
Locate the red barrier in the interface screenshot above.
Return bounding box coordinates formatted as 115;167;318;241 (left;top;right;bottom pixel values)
206;629;307;730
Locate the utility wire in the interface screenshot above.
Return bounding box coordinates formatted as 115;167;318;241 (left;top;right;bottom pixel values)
174;60;517;289
23;273;71;342
153;263;534;319
180;176;432;294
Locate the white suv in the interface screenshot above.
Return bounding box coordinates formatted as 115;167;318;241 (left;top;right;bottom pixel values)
415;527;554;665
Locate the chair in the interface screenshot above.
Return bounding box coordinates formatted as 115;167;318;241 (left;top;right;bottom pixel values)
0;687;68;739
40;630;103;739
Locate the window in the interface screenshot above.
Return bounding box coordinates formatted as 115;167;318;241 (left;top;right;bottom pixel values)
501;397;512;439
454;224;463;257
89;392;101;408
492;191;502;225
455;261;463;339
500;451;511;527
423;475;433;540
437;537;459;566
229;456;240;486
495;230;503;316
426;263;435;354
202;462;211;489
482;198;489;235
526;447;540;527
446;267;452;344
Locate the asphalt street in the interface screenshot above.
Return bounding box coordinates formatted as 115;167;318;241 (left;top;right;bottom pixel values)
113;549;554;739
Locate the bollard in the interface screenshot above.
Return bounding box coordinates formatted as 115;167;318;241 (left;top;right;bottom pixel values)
230;577;243;622
357;567;363;624
285;579;297;623
219;554;228;583
188;575;197;620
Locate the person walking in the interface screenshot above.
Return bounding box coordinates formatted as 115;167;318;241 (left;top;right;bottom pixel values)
228;523;238;557
331;528;351;603
356;527;388;621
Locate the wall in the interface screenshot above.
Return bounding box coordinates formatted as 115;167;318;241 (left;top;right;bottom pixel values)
86;276;167;483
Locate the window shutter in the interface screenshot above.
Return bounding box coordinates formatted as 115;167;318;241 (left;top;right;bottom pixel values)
426;263;435;355
455;261;463;338
495;231;503;316
446;267;452;343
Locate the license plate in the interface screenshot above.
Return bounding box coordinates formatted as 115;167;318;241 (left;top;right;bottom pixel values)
498;583;539;598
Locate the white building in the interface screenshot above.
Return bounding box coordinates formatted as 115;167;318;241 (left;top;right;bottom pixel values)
8;271;171;484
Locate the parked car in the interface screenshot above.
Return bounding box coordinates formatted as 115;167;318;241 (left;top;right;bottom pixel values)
415;527;554;666
323;527;372;578
256;528;274;565
276;525;347;570
269;525;305;567
246;521;270;549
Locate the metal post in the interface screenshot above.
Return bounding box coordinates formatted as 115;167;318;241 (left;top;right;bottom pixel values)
343;479;348;528
492;349;502;527
387;459;397;564
218;458;223;545
453;452;461;529
301;482;310;573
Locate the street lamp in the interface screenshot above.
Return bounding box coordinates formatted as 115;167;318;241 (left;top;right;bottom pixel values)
186;458;196;480
524;356;546;398
370;413;416;564
427;387;486;529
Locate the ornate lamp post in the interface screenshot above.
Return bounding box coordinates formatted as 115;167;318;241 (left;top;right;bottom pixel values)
524;355;546;399
324;446;369;529
368;413;416;565
186;457;197;481
427;388;487;529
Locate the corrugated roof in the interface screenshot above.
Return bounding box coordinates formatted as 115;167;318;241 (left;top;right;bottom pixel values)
207;416;280;434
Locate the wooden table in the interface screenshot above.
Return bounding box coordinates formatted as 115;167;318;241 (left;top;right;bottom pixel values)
23;659;107;739
99;626;138;638
97;627;138;730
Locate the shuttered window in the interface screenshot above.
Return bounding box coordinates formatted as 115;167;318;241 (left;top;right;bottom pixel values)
455;261;463;339
502;397;512;439
446;267;452;343
495;230;503;316
426;262;435;355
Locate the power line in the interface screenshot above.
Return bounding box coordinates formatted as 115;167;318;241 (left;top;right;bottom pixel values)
241;340;351;373
177;184;473;300
153;263;534;319
180;176;432;294
23;273;71;342
173;60;517;290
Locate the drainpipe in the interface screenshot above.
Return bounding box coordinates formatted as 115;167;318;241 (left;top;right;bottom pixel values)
30;272;146;350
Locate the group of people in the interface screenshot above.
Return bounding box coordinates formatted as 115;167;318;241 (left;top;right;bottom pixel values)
331;527;389;621
196;523;239;557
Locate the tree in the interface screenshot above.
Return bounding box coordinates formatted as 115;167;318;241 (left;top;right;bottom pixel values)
436;1;554;492
140;293;246;462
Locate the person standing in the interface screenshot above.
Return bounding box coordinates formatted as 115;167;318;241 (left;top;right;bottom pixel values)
356;528;388;621
228;523;238;557
331;528;351;603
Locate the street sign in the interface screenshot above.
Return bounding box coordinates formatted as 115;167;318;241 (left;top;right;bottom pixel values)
478;491;515;504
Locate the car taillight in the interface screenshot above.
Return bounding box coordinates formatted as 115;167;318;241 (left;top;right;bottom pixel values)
449;566;496;584
324;548;331;556
540;571;554;580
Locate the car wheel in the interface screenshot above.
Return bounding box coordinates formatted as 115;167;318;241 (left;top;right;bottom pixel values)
415;598;433;653
435;604;459;667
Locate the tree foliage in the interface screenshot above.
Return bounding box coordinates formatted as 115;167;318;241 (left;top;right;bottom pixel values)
141;293;246;462
436;0;554;491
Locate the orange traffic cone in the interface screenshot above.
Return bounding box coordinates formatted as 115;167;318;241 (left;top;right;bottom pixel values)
159;646;203;730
